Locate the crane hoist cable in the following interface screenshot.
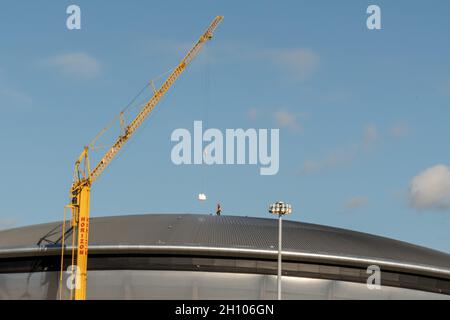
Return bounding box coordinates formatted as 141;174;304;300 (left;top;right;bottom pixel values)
199;43;211;203
88;67;176;152
58;16;224;300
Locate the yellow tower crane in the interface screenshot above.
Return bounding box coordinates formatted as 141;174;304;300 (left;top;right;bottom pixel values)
60;16;223;300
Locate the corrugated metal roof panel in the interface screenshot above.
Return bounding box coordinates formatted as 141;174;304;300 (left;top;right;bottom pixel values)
0;214;449;271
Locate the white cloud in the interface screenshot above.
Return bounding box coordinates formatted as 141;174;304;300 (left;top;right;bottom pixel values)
273;110;303;132
344;196;369;211
46;52;101;78
272;48;319;80
409;164;450;211
0;217;18;230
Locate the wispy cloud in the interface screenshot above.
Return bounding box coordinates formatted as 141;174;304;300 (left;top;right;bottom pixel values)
269;48;319;80
247;107;306;133
140;38;192;55
0;69;33;109
300;124;378;175
301;149;355;174
343;196;369;211
409;164;450;211
200;41;320;81
439;81;450;96
299;122;410;175
389;122;409;138
45;52;101;78
0;86;33;108
273;110;303;132
362;124;378;150
247;107;260;121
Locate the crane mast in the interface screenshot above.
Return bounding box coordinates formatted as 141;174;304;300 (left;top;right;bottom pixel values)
63;16;223;300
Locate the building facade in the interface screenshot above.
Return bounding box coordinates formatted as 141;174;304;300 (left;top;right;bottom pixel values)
0;214;449;299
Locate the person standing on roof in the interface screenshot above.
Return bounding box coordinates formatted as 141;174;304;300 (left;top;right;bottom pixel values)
216;203;222;216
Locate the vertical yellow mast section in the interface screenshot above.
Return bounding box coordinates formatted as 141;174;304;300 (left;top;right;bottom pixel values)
66;16;223;300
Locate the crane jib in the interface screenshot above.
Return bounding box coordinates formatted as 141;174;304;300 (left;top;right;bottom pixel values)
61;16;224;301
89;17;223;184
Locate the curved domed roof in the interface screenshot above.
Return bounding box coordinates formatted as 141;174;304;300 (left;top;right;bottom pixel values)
0;214;449;278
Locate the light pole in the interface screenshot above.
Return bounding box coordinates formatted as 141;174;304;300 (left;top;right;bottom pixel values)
269;201;292;300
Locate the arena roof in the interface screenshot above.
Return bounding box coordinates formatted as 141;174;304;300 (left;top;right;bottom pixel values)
0;214;449;278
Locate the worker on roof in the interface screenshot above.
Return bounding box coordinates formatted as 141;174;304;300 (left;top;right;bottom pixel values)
216;203;222;216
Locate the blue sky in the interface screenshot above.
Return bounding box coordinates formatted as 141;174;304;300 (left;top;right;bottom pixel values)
0;1;450;252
